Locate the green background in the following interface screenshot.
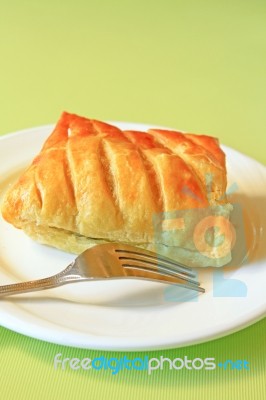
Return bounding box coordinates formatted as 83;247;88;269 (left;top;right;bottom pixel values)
0;1;265;399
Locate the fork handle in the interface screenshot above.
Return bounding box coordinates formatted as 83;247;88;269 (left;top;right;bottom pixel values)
0;263;81;297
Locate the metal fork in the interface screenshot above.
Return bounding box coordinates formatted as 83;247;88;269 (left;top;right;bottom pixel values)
0;243;205;297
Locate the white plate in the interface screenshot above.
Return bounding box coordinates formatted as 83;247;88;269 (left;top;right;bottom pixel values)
0;123;265;351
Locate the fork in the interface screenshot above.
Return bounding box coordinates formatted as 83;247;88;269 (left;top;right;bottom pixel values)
0;243;205;297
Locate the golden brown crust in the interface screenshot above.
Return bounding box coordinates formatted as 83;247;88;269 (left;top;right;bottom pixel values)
1;112;229;261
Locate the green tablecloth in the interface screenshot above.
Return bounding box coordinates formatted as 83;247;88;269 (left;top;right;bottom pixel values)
0;1;265;399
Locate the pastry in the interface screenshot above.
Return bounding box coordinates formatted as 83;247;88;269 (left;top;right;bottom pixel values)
1;112;232;267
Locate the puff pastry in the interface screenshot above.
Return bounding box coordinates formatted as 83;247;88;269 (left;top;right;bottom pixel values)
1;112;232;267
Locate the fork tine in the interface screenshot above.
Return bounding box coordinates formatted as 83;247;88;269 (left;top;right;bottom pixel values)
122;260;201;287
114;245;204;293
115;247;196;278
122;265;205;293
119;255;196;280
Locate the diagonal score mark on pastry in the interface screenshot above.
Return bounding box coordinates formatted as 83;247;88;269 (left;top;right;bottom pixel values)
147;129;226;203
1;112;232;267
123;130;210;210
